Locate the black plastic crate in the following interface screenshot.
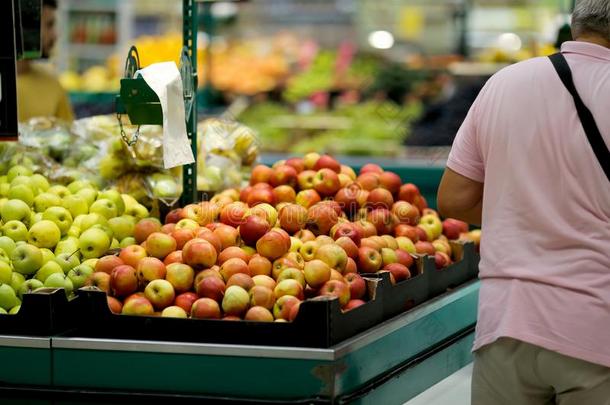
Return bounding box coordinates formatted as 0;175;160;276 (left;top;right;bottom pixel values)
0;288;77;336
66;277;385;348
428;241;479;297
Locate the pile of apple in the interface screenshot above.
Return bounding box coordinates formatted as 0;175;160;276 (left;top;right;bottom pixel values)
87;153;480;322
0;164;149;315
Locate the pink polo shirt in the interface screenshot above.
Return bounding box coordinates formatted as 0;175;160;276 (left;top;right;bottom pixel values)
447;41;610;367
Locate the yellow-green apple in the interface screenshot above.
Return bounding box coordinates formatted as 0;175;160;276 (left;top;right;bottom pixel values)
218;246;250;265
89;199;117;220
34;192;62;213
136;257;166;285
274;278;303;300
339;164;356;180
54;236;80;257
145;232;177;259
384;263;411;282
250;164;274;185
44;273;73;296
106;296;122;314
165;262;195;293
61;194;89;218
29;174;49;192
247;254;272;277
303;259;331;289
2;220;28;242
175;218;199;231
8;184;34;207
395;249;415;268
290;237;303;253
344;273;366;300
0;261;11;285
434;251;452;269
398;183;420;203
39;248;54;265
278;204;307;235
1;199;30;223
10;272;26;294
315;244;348;273
432;239;452;255
418;214;442;240
0;236;16;257
277;268;306;288
226;273;255;291
67;264;93;289
54;252;80;273
82;258;98;269
161;305;187;318
196;275;225;302
381;235;398;249
85;271;111;293
11;243;43;276
271;257;297;280
358;246;382;273
249;285;275;310
120;237;136;248
283;251;305;269
319;280;351;307
134;218;162;244
256;230;290;260
219;258;249;282
122;295;154;316
297;170;316;190
66;180;91;194
302;152;320;170
295;189;321;209
79;213;108;232
213;224;240;250
344;299;366;311
144;279;175;310
415;241;436;256
248;203;278;227
245;306;274;322
17;278;43;299
96;255;124;274
273;295;300;320
174;291;198;313
295;229;316;242
0;284;19;311
329;268;344;281
35;261;64;282
110;265;138;297
222;285;250;316
299;241;319;262
182;238;217;269
28;220;61;248
380;247;399;267
6;165;32;182
107;216;135;242
76;188;97;206
97;189;125;216
220;201;248;227
78;227;111;259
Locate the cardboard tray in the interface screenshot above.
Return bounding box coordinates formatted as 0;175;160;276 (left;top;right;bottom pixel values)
66;277;385;348
0;288;77;336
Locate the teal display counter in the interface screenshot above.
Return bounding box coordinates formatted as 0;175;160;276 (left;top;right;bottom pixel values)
0;281;478;404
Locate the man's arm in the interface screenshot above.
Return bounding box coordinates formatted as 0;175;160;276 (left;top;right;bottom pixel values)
437;167;483;226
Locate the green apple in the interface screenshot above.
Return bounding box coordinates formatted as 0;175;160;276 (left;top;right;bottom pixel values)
110;238;120;249
8;184;35;206
18;279;43;299
11;243;43;275
108;216;135;242
35;261;64;282
54;236;80;257
82;258;98;269
1;199;31;223
9;304;20;314
47;185;71;199
418;214;443;240
79;227;111;259
44;273;73;296
97;189;125;216
89;199;118;220
80;213;108;232
42;206;73;235
10;176;34;190
66;226;81;238
30;174;50;193
62;194;89;218
33;192;62;213
0;236;17;256
0;307;6;315
0;261;12;284
75;188;97;206
67;264;93;289
91;224;113;241
7;165;32;182
72;214;86;229
30;212;43;225
125;203;149;219
0;249;9;264
28;220;61;249
54;252;80;273
2;220;29;242
0;184;9;198
0;284;19;310
40;248;55;265
67;180;93;194
120;237;136;248
10;273;25;293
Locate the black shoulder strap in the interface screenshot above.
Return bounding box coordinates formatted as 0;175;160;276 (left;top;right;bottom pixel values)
548;53;610;183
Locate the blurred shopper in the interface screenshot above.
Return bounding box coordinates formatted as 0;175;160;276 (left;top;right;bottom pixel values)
17;0;74;122
437;0;610;403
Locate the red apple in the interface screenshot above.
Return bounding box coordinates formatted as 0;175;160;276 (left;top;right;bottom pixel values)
249;285;275;310
278;204;307;234
165;208;183;224
248;254;272;277
273;185;296;204
136;256;166;285
247;187;275;207
383;263;411;282
334;185;360;216
356;220;377;237
395;249;414;268
285;157;305;173
273;295;301;320
121;296;154;316
313;168;341;196
191;297;221;319
434;251;452;269
163;250;183;265
256;230;290;260
107;296;122;314
295;189;321;209
356;173;380;191
219;257;250;282
343;272;366;300
226;273;255;291
165;262;195;293
413;195;428;213
358;246;382;273
170;228;195;250
303;259;331;289
395;224;420;242
379;171;402;195
270;165;298;188
319;280;351;307
306;203;339;236
392;201;420;225
245;306;274;322
182;238;217;269
442;218;469;240
95;255;124;275
250;165;274;185
161;223;176;234
295;229;316;242
85;272;111;293
331;222;362;245
174;291;198;313
345;257;357;274
218;246;250;265
313;155;341;173
195;274;226;301
220;201;248;228
110;265;138;297
367;188;394;210
340;165;357;180
239;215;270;246
134;218;162;244
145;232;177;259
344;299;366;311
398;183;420;203
415;226;428;242
213;224;240;250
334;236;358;260
415;241;436;256
360;163;383;175
367;208;399;235
196;230;222;253
274;279;304;300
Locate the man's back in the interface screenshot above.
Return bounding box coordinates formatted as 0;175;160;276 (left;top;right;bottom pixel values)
447;41;610;367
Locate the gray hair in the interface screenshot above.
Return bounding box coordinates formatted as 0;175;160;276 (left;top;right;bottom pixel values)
572;0;610;39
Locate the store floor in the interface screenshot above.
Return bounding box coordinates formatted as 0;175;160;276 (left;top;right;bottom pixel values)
404;363;473;405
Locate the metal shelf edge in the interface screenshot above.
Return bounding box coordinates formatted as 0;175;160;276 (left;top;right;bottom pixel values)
0;335;52;349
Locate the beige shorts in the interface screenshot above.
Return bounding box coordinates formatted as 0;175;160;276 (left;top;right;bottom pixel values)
472;337;610;405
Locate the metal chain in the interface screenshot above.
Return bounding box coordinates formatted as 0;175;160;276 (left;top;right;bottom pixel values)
116;112;140;147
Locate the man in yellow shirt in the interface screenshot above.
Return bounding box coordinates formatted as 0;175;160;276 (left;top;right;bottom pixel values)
17;0;74;122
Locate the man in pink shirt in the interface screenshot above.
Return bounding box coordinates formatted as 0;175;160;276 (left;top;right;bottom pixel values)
437;0;610;403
